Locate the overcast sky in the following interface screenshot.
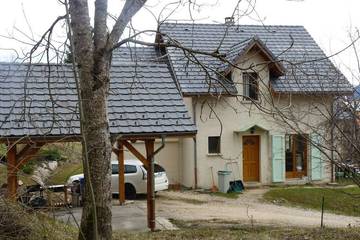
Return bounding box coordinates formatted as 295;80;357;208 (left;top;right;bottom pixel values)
0;0;359;85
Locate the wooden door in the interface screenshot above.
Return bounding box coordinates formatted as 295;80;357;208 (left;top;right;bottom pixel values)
243;136;260;182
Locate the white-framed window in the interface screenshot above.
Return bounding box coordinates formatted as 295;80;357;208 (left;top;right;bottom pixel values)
243;72;259;100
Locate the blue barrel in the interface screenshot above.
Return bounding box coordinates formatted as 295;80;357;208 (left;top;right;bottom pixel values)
79;177;85;197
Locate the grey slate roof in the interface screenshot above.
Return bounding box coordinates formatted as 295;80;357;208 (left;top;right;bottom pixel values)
112;46;167;63
354;85;360;100
159;22;353;95
0;62;196;139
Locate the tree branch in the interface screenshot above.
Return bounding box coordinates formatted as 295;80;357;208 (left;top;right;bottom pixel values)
107;0;147;48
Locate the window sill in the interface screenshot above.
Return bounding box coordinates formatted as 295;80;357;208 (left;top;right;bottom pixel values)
207;153;222;157
241;99;260;104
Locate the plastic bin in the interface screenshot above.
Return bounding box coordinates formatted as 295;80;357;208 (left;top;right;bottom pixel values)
217;170;232;193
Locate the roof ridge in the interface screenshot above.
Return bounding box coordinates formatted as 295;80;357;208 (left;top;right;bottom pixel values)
0;62;73;67
161;21;306;28
227;36;256;50
0;62;167;68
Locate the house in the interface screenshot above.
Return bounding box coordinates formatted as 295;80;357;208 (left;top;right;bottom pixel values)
117;21;353;189
0;21;353;191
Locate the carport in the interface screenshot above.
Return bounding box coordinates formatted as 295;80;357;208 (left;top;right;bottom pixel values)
0;62;196;231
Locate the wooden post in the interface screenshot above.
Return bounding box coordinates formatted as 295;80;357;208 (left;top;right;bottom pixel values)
64;185;68;206
7;144;17;199
145;139;155;231
321;196;325;228
118;140;125;205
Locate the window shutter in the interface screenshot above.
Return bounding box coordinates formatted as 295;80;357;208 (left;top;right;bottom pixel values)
272;135;285;182
310;133;322;180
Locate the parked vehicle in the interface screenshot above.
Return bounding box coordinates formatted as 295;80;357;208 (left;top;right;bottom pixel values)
67;159;169;198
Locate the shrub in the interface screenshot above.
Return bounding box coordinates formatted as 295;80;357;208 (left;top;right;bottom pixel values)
0;199;76;240
40;148;62;162
21;160;36;174
0;144;6;158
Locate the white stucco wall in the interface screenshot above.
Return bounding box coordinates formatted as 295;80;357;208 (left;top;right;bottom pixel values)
180;97;196;188
111;138;182;185
187;49;333;189
110;49;333;189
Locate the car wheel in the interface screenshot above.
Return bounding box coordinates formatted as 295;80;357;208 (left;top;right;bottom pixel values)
125;183;136;200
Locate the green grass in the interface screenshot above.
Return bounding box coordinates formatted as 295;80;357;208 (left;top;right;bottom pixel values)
113;220;360;240
46;162;83;185
2;202;360;240
0;199;77;240
263;186;360;217
336;177;356;186
0;164;37;186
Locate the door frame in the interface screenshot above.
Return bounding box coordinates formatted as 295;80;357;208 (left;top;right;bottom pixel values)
242;135;261;182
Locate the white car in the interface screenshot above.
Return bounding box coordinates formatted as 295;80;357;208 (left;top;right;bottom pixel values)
67;159;169;198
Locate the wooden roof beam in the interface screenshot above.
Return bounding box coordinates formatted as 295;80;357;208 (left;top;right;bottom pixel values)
121;140;149;169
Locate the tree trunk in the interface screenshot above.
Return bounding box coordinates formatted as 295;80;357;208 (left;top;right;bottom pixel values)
69;1;112;240
68;0;147;239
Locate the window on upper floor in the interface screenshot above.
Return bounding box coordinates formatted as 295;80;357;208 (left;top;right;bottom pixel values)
208;136;221;154
243;72;259;101
225;72;232;81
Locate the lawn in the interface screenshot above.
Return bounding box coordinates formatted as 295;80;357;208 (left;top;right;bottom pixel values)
2;196;360;240
0;164;37;186
113;220;360;240
263;186;360;217
46;162;83;185
336;177;357;186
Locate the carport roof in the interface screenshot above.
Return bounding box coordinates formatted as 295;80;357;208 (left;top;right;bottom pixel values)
0;62;196;141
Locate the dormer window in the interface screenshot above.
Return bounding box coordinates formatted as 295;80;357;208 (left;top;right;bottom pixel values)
225;71;232;81
218;71;232;82
243;72;259;100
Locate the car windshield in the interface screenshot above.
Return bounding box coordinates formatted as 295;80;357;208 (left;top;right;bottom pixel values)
154;164;165;173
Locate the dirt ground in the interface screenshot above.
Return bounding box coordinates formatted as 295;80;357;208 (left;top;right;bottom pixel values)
155;188;360;228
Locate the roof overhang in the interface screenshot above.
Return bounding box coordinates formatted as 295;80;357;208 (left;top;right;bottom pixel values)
234;123;269;133
0;130;197;144
224;37;286;77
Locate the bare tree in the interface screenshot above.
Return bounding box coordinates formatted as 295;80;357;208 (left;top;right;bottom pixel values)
1;1;360;239
66;1;147;239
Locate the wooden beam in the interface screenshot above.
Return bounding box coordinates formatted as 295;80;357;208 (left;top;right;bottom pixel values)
16;144;32;160
122;140;149;169
0;135;82;144
117;140;125;205
112;147;119;156
145;139;155;231
6;144;17;199
14;143;44;171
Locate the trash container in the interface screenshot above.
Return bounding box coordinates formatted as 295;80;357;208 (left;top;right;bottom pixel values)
217;170;232;193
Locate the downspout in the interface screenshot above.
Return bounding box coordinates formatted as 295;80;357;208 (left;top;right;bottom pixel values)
193;97;198;189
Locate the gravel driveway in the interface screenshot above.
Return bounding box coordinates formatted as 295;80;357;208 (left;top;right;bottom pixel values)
155;188;360;228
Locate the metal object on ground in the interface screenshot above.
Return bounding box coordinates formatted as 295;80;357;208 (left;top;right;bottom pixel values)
217;170;232;193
